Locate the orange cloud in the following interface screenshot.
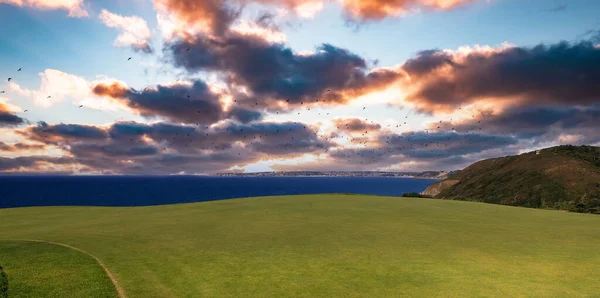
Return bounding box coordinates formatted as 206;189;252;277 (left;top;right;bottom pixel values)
154;0;239;36
92;82;130;99
340;0;477;20
153;0;482;40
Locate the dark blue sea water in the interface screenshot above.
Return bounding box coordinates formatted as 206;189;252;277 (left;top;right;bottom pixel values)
0;176;438;208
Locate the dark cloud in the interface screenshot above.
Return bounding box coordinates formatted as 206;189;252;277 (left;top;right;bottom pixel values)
92;80;264;124
0;156;77;172
401;41;600;113
21;122;109;144
0;142;46;152
384;132;517;159
226;106;264;123
333;118;381;133
14;120;332;174
0;103;26;127
435;105;600;145
70;143;160;158
321;129;518;171
0;112;25;127
220;121;333;155
168;33;401;111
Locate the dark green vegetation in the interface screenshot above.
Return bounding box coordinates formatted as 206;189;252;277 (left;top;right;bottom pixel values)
0;264;7;298
401;192;432;198
428;145;600;213
1;195;600;297
0;241;118;297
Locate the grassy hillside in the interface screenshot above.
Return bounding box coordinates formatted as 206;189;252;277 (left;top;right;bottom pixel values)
1;194;600;297
432;145;600;213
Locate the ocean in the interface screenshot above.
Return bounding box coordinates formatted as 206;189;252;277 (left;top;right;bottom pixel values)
0;176;438;208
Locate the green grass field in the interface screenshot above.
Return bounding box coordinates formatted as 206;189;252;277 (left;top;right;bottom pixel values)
0;241;118;297
1;194;600;297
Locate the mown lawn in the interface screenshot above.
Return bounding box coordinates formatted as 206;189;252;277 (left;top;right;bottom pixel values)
1;194;599;297
0;241;118;297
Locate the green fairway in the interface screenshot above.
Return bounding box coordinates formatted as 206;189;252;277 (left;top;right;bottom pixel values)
0;241;118;297
1;195;599;297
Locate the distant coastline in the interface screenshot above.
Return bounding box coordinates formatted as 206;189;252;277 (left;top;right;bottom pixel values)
214;171;456;180
0;171;456;180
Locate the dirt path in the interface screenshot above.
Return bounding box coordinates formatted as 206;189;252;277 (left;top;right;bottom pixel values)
0;239;126;298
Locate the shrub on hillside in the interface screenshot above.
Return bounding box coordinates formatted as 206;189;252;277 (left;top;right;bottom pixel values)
402;192;431;198
0;265;7;298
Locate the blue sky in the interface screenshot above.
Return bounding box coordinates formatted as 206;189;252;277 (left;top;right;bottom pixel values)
0;0;599;174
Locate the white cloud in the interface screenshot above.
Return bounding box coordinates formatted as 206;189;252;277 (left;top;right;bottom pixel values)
13;69;130;111
230;19;287;43
99;9;153;53
294;1;324;18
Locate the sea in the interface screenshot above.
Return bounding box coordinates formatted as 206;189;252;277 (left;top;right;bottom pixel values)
0;176;438;209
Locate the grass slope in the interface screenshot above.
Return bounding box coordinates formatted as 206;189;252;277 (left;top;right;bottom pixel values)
435;145;600;212
1;194;600;297
0;241;118;297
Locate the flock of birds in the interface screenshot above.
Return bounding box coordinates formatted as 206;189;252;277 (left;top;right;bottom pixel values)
1;56;510;169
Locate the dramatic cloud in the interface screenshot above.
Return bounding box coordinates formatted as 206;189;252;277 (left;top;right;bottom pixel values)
333;118;381;133
0;156;79;172
99;9;153;53
22;121;109;144
169;33;401;111
92;80;263;124
0;142;46;152
153;0;481;37
400;41;600;113
11;120;332;174
0;103;26;127
381;131;518;158
434;105;600;145
0;0;88;17
316;129;518;173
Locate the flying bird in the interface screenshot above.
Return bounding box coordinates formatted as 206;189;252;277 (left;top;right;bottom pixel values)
127;57;132;61
17;68;21;71
79;105;83;108
7;78;11;82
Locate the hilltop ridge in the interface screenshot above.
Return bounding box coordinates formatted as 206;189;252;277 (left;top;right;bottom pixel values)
423;145;600;213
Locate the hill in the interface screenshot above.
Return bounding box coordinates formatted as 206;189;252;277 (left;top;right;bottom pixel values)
1;195;600;297
424;145;600;213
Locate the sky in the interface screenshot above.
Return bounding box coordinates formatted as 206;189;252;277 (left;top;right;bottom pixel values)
0;0;599;175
